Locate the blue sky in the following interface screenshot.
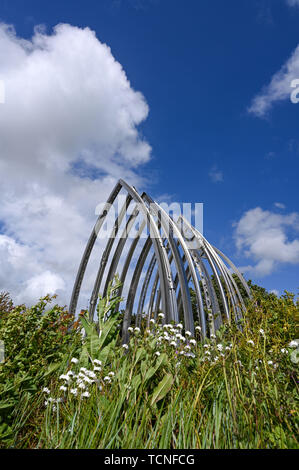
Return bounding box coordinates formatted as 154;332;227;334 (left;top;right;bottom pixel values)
0;0;299;303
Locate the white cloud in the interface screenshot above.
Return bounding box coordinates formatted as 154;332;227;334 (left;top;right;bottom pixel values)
274;202;286;209
209;165;223;183
248;43;299;116
287;0;299;6
0;23;151;307
234;207;299;276
270;289;279;296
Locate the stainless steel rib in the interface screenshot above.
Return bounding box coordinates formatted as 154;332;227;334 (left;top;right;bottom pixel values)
69;179;251;339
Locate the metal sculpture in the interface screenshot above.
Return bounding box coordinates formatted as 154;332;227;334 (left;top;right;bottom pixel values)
69;179;251;342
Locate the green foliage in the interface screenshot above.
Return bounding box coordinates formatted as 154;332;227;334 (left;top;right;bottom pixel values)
0;283;298;449
0;295;81;446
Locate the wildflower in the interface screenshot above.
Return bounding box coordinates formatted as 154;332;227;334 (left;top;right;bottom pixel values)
134;327;140;333
128;327;134;332
52;405;56;412
185;331;191;337
83;376;93;384
176;323;183;329
259;329;265;335
158;313;165;318
67;370;74;377
42;387;50;394
155;351;161;357
203;344;209;348
281;348;288;354
59;374;70;382
94;366;101;372
71;357;79;364
122;344;129;349
93;359;102;365
78;382;86;389
104;376;111;382
204;350;211;355
44;400;48;407
188;353;195;358
70;388;78;396
247;340;254;345
268;360;273;365
190;339;196;345
86;370;97;379
108;372;115;377
225;346;231;351
80;367;87;373
210;334;216;340
150;319;155;324
59;385;67;392
185;345;191;350
195;326;201;332
81;391;90;398
289;340;299;348
217;344;223;351
170;341;177;347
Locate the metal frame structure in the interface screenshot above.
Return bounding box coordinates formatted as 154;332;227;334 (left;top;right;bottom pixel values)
69;179;251;341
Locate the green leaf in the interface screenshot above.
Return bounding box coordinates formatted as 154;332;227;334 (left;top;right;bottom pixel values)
142;353;167;382
150;373;173;406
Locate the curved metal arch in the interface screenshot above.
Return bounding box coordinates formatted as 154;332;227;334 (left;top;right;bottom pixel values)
69;179;252;340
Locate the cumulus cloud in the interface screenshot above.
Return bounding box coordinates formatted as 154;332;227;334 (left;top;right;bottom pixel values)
274;202;286;209
270;289;279;297
209;165;223;183
248;43;299;117
0;23;151;307
234;207;299;276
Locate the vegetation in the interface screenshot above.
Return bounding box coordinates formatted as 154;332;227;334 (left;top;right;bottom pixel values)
0;281;298;449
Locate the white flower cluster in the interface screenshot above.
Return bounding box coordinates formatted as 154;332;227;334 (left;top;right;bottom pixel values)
201;341;232;365
154;323;197;358
42;357;115;411
127;317;198;359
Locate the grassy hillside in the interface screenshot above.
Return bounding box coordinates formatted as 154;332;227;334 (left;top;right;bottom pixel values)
0;284;298;449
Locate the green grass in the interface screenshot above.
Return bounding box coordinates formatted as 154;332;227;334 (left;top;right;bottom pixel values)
0;287;298;449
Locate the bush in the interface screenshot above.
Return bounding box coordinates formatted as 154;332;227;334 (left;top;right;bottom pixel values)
0;295;81;446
